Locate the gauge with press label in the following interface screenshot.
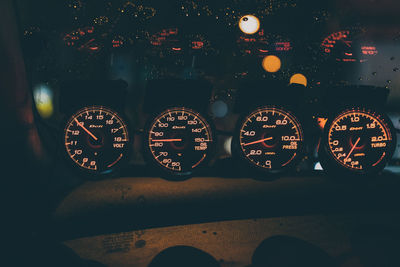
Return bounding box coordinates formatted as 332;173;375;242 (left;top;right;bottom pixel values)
235;106;304;173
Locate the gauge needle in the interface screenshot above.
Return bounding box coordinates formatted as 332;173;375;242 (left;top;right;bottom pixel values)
344;137;360;162
151;139;182;142
341;39;352;47
78;38;95;51
243;137;273;147
74;118;98;141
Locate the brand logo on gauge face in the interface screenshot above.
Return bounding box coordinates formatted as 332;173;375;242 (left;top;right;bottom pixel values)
147;107;213;175
172;126;186;129
262;125;277;128
89;125;104;128
349;126;363;131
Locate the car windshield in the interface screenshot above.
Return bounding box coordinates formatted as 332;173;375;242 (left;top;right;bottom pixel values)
15;1;400;92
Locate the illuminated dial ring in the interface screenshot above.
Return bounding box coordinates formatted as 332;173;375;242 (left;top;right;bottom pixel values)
321;30;378;62
147;107;213;174
239;107;304;171
64;106;129;173
327;109;393;172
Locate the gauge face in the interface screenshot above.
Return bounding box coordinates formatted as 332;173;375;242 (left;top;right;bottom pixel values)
237;30;293;57
325;108;394;173
321;30;378;63
147;107;213;175
63;26;102;52
149;28;183;54
64;106;129;174
238;107;304;172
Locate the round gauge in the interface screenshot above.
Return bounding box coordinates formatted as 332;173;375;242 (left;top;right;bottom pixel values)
63;26;101;52
321;30;378;63
64;106;130;174
146;107;214;176
321;108;395;174
149;28;183;54
237;30;293;57
237;107;304;172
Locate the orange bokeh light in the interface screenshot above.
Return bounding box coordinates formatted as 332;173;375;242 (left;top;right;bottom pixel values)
262;55;281;73
290;73;307;87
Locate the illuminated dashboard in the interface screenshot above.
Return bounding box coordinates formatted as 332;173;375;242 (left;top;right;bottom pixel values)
54;82;398;180
18;0;400;182
4;1;400;266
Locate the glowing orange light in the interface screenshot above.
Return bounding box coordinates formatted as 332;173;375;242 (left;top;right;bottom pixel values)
317;118;328;130
191;41;204;49
341;58;356;62
239;15;260;35
289;73;307;87
240;36;257;42
262;55;281;73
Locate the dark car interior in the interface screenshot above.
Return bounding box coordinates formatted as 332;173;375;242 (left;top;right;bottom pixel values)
2;0;400;266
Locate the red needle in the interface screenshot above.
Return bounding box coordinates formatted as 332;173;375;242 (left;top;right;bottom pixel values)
341;39;352;47
74;118;98;141
344;137;361;162
243;137;273;147
151;139;182;142
78;38;95;51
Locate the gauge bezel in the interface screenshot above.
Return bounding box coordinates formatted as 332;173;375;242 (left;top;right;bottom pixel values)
319;107;396;176
232;105;305;175
63;105;132;177
143;106;215;179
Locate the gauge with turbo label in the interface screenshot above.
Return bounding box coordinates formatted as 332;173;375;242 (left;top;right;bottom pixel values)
146;107;214;176
64;106;130;174
320;108;395;174
236;107;304;172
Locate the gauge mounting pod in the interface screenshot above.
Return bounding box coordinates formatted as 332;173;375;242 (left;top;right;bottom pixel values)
234;106;304;173
145;107;214;177
319;107;396;175
64;106;130;175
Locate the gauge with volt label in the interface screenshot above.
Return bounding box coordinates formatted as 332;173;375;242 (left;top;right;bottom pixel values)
64;106;130;174
146;107;214;176
236;107;304;172
320;108;395;174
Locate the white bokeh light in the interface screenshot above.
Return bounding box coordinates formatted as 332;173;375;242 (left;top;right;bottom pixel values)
239;15;260;35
